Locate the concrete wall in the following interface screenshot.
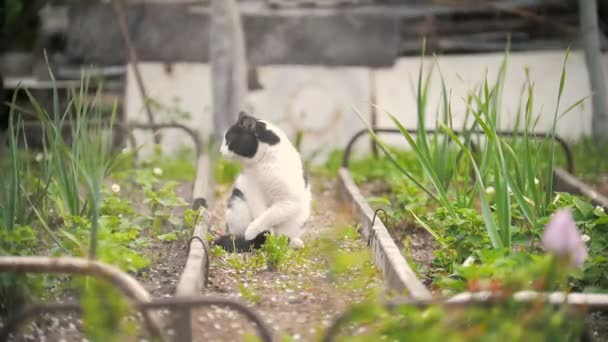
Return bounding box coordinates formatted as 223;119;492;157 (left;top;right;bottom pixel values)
125;50;598;162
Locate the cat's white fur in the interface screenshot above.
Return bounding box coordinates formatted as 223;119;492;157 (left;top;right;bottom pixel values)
220;120;311;248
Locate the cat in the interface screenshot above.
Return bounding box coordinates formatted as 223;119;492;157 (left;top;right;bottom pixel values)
215;111;311;252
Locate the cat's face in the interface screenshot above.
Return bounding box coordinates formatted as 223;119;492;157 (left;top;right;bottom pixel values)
220;112;281;162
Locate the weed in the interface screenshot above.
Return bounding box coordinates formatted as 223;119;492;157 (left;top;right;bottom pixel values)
140;147;196;182
227;254;246;271
237;281;261;304
262;234;293;271
212;245;227;258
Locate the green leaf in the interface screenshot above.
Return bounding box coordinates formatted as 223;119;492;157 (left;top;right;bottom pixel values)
367;196;391;207
574;197;595;218
352;107;438;202
441;124;503;248
385;111;456;217
157;232;179;241
410;211;446;247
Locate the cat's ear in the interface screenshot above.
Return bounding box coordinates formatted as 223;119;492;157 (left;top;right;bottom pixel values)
254;121;281;145
238;112;257;130
239;111;258;121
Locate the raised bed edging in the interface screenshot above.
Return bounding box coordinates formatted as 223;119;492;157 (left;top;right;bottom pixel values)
173;152;213;342
338;168;432;300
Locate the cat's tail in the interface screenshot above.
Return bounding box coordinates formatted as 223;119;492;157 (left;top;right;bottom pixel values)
213;231;268;253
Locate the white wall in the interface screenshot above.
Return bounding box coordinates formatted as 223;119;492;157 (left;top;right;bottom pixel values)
125;51;599;162
375;51;594;142
125;63;213;156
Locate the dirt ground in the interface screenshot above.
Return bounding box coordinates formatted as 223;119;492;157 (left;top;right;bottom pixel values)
188;178;383;342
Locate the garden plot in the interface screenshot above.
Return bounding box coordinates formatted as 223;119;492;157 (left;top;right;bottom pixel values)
0;151;198;341
340;145;608;339
4;49;608;341
0;78;202;340
326;50;608;339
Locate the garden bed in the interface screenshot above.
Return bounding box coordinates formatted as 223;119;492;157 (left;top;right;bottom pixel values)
325;48;608;339
0;166;197;341
336;136;608;339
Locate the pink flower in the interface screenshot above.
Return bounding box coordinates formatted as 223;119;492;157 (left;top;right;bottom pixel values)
542;209;588;267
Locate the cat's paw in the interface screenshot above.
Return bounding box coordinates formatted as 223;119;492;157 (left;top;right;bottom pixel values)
244;225;262;240
289;238;304;249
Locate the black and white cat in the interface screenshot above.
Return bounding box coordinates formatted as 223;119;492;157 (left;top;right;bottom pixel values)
216;112;311;251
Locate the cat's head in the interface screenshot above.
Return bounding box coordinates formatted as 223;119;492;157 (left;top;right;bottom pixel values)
220;111;281;162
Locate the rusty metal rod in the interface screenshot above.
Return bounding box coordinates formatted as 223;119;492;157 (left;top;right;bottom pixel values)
111;0;161;145
0;256;165;341
1;296;273;342
19;121;202;158
341;127;574;174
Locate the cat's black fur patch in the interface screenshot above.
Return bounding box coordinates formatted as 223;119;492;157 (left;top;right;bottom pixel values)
227;187;245;208
254;121;280;145
224;112;280;158
192;197;207;210
224;119;259;158
214;232;269;253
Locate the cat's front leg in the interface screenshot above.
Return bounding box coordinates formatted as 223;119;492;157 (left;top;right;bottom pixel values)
244;201;299;240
